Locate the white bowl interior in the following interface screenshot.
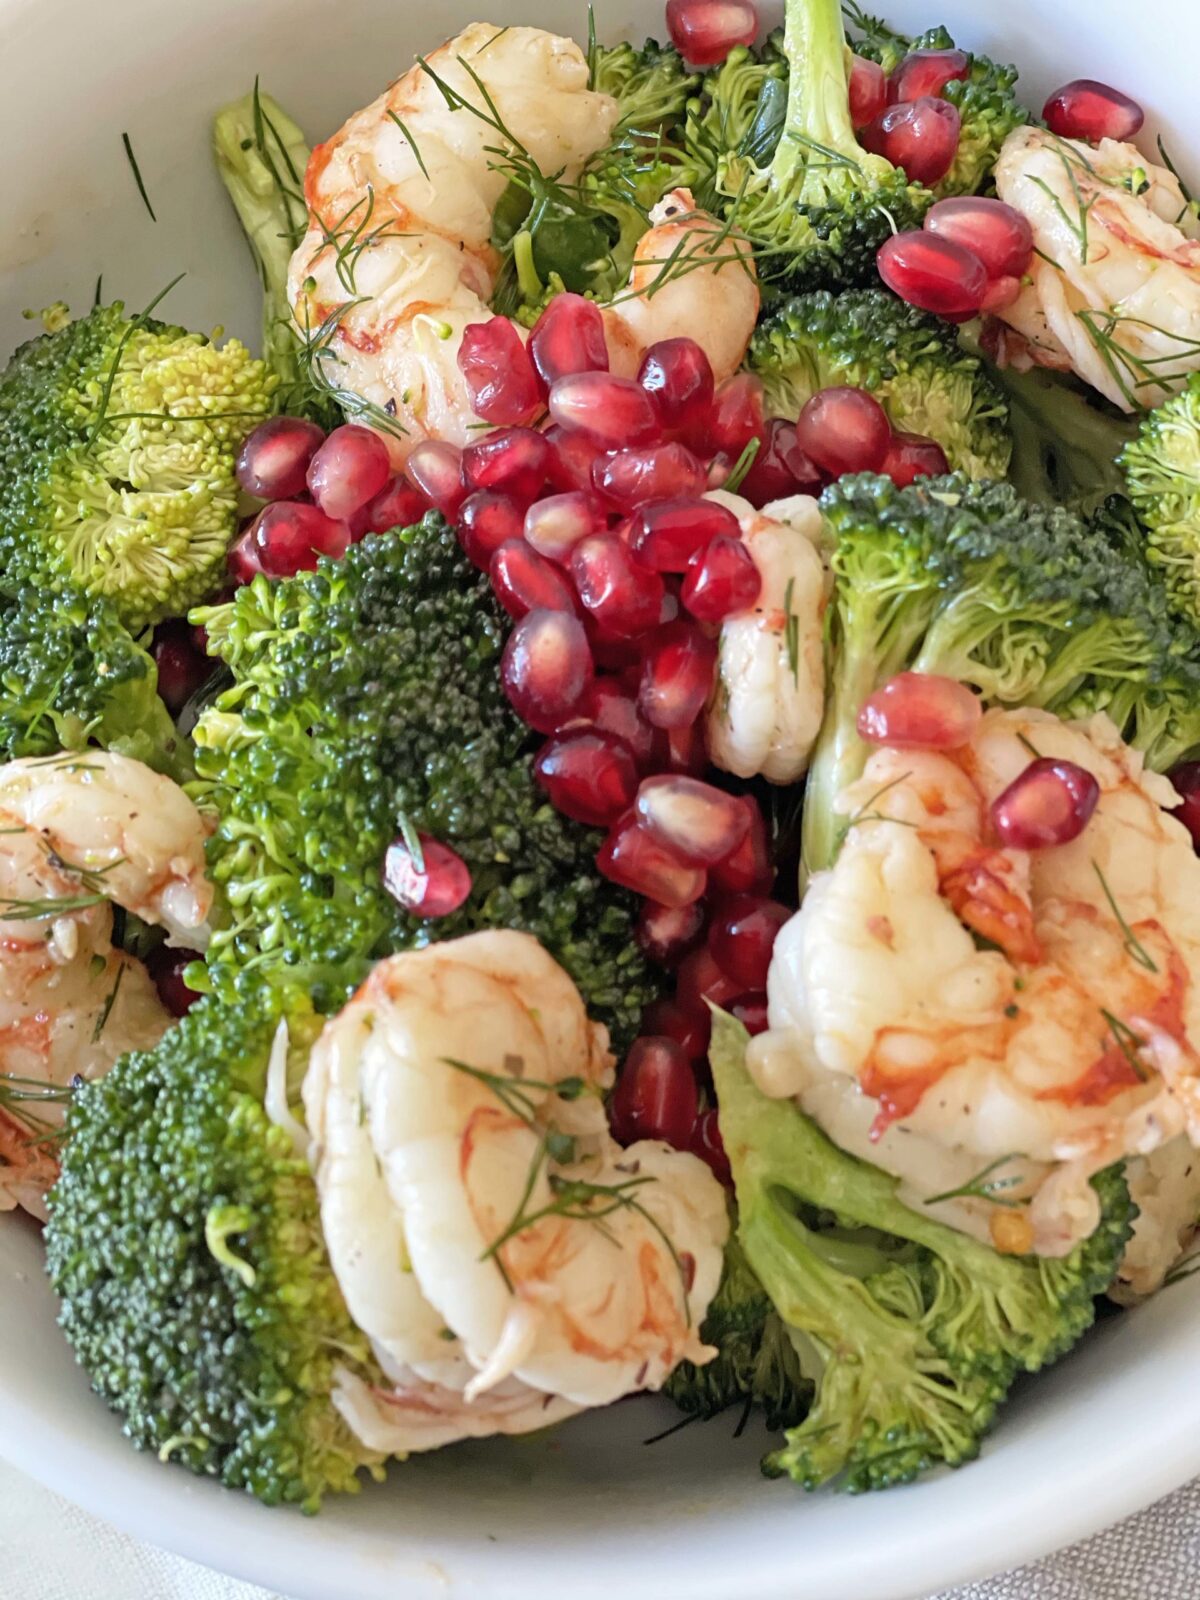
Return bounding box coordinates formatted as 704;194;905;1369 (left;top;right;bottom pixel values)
2;1;1199;1596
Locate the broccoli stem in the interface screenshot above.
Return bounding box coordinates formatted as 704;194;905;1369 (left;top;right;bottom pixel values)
773;0;856;197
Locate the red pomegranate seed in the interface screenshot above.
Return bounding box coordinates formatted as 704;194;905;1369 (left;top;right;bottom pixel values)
664;0;757;66
238;501;351;578
730;993;769;1036
860;97;962;188
462;427;551;502
457;491;526;570
877;230;988;321
1043;79;1144;144
639;620;718;730
406;441;467;517
636;900;707;967
709;896;790;990
858;671;982;750
665;721;709;776
924;196;1033;279
490;540;577;619
152;621;209;716
529;293;609;389
227;537;261;586
524;491;605;564
458;317;541;425
849;54;888;129
641;995;709;1060
796;386;891;478
610;1036;699;1148
636;775;750;864
534;731;638;827
710;796;774;894
571;535;665;637
637;338;716;433
593;442;706;511
991;758;1100;851
676;943;742;1011
585;617;644;672
738;417;823;507
703;373;765;458
383;833;472;917
146;945;204;1018
689;1107;732;1183
549;372;660;448
597;810;707;907
236;416;325;501
501;609;594;734
359;474;428;537
888;47;970;104
980;275;1022;313
306;424;391;521
630;497;741;574
881;430;950;487
1169;763;1200;852
682;536;761;622
545;424;605;493
559;678;658;770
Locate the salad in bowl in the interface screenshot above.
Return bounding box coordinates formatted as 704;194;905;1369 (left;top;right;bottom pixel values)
3;0;1200;1533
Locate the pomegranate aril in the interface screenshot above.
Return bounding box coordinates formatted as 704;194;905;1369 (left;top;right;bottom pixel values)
406;441;467;518
858;671;981;750
458;316;540;424
457;491;526;569
676;943;742;1011
360;475;428;536
383;833;472;917
306;424;391;521
710;796;774;894
236;415;325;501
637;338;716;433
490;540;577;619
152;621;210;716
849;53;888;129
705;373;765;456
738;417;823;507
689;1107;732;1184
709;896;789;990
1043;79;1144;144
924;196;1033;279
462;426;551;501
535;732;638;827
594;442;706;511
641;995;709;1060
990;758;1100;851
549;372;660;448
639;620;718;730
664;0;757;66
610;1036;699;1149
586;617;644;672
861;97;962;188
597;810;707;907
877;229;988;321
239;500;351;579
545;424;604;493
636;774;750;865
630;497;741;574
881;430;950;487
665;720;709;776
529;293;609;388
1169;763;1200;852
146;945;204;1018
682;535;761;622
501;609;593;734
888;47;970;104
636;899;707;967
795;386;891;478
560;678;657;770
571;535;665;637
730;993;769;1036
524;491;605;564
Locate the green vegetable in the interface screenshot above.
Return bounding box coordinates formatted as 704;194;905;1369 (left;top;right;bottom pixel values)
193;513;659;1041
45;982;385;1511
708;1013;1133;1491
588;36;699;135
683;37;788;214
992;362;1137;514
749;289;1011;480
1121;374;1200;621
0;300;274;632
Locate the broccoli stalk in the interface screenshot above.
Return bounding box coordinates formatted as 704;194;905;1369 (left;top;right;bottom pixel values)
709;1013;1133;1491
1121;374;1200;623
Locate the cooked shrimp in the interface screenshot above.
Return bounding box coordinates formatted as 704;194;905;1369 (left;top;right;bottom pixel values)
0;751;214;1219
993;125;1200;410
288;28;758;457
705;491;829;784
304;930;727;1452
1111;1137;1200;1301
750;708;1200;1258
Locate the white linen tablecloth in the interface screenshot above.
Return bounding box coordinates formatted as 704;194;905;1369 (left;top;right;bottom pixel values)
1;1455;1196;1600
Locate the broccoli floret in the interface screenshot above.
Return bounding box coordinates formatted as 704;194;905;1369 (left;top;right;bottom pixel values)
1120;374;1200;621
45;983;385;1510
589;36;699;135
749;289;1010;480
709;1013;1133;1492
193;514;660;1042
0;302;274;633
988;361;1137;514
683;38;788;213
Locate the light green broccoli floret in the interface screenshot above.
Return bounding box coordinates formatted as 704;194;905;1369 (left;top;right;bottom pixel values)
1121;374;1200;622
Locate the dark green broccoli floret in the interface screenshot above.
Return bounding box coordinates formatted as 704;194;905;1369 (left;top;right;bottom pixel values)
0;302;274;632
193;514;659;1042
589;36;699;135
749;289;1010;479
1120;374;1200;621
45;983;384;1510
709;1013;1133;1492
988;361;1137;514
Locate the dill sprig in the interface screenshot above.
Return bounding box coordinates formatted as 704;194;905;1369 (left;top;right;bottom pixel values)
1092;861;1159;973
722;435;761;495
85;273;186;449
121;132;157;222
1075;309;1200;409
91;962;125;1043
783;576;800;686
833;771;917;855
291;295;408;440
1100;1009;1150;1083
926;1153;1030;1209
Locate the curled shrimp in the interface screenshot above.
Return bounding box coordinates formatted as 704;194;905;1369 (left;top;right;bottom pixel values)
750;708;1200;1269
0;752;214;1219
705;491;830;784
992;125;1200;410
303;929;727;1453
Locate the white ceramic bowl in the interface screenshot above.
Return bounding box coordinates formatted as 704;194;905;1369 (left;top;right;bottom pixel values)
2;2;1199;1595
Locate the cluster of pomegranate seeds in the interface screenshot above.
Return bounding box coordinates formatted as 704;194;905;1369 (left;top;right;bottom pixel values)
1042;79;1144;144
877;195;1035;322
855;44;974;189
664;0;758;66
